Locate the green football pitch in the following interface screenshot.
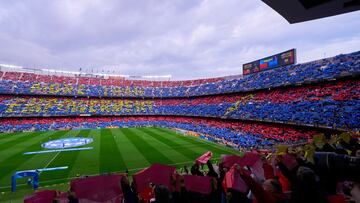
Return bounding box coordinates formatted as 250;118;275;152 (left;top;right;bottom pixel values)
0;127;242;200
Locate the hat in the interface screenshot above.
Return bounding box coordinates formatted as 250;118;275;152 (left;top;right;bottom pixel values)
303;144;315;164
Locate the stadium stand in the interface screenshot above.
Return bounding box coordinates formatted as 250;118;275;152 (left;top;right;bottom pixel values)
0;53;359;134
0;79;358;130
0;50;359;203
0;0;357;200
0;51;359;98
24;134;360;203
0;116;320;148
0;51;358;152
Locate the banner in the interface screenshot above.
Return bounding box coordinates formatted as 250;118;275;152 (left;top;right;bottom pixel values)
196;151;213;164
24;190;57;203
70;174;125;203
221;152;260;168
133;163;176;193
184;175;212;194
223;166;248;193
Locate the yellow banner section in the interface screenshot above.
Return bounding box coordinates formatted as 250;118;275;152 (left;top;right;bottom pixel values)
29;83;145;97
224;94;254;116
5;97;154;114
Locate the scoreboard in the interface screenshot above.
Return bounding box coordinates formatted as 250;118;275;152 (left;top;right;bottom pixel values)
243;49;296;75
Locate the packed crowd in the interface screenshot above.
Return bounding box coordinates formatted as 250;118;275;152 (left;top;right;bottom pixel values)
0;71;224;87
1;79;358;130
25;132;360;203
0;116;322;148
1;51;359;98
1;51;357;202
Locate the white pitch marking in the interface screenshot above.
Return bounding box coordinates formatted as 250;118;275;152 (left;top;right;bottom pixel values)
39;151;61;175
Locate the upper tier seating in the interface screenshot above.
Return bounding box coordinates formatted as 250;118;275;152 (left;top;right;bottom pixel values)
1;79;358;130
0;51;358;98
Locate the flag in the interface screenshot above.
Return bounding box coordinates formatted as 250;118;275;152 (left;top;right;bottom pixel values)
196;151;213;164
222;166;248;193
183;175;212;194
304;144;316;164
240;152;261;167
24;190;57;203
70;174;125;203
221;152;260;168
276;145;288;155
340;132;351;143
249;157;265;181
221;155;242;168
133;163;176;193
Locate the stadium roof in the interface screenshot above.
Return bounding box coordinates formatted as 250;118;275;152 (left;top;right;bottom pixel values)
262;0;360;23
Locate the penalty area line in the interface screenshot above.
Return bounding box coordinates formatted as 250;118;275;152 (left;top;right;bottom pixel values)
39;151;62;175
23;147;93;155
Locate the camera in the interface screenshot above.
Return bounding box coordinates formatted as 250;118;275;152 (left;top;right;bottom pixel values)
314;152;360;182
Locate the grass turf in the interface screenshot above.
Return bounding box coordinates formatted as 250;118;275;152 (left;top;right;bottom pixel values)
0;127;242;202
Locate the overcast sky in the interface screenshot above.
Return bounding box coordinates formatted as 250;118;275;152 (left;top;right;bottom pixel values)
0;0;359;79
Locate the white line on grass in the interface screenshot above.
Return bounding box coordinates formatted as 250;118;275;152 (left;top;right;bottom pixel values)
39;151;61;175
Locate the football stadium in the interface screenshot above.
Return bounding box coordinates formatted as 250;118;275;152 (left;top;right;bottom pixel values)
0;1;359;203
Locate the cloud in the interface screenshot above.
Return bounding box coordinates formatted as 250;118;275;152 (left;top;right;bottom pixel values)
0;0;359;79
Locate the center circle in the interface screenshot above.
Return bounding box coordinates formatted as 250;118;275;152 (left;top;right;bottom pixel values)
42;137;93;149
